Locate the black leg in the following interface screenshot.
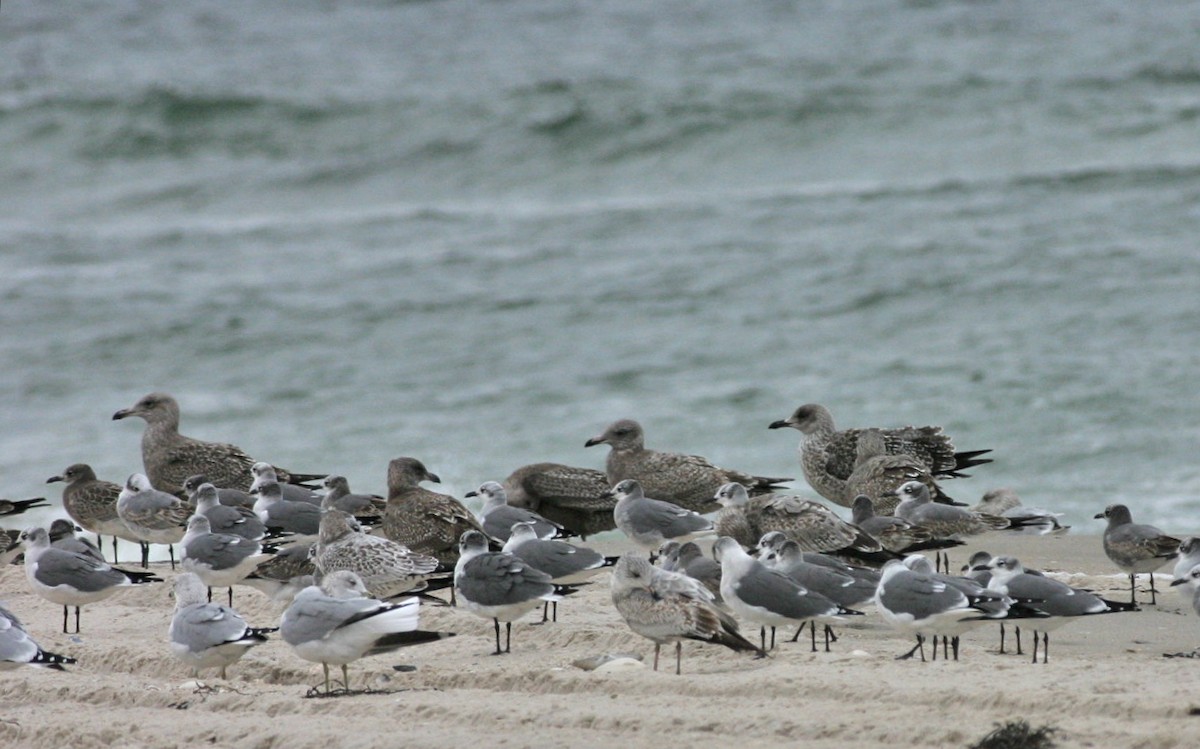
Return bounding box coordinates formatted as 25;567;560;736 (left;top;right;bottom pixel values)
207;587;213;603
653;643;660;671
810;622;818;653
824;625;834;652
897;635;925;661
492;618;502;655
1149;574;1158;605
1129;573;1138;605
759;626;767;652
140;542;149;568
952;636;960;661
1041;632;1048;664
675;641;682;676
1015;625;1023;655
1031;628;1039;664
505;621;512;653
790;622;805;643
999;623;1006;654
552;601;558;622
74;606;80;634
169;545;176;571
539;602;549;624
770;626;777;650
62;606;68;634
227;587;233;607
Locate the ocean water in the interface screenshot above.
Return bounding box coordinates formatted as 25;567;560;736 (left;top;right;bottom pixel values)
2;0;1199;542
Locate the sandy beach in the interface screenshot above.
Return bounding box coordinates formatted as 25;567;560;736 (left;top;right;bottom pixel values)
1;531;1197;749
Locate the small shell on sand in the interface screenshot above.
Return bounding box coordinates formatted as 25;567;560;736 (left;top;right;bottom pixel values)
572;652;645;671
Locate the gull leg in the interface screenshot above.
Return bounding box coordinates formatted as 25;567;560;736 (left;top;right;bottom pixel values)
1129;573;1138;605
62;605;69;634
1015;625;1023;655
653;643;660;671
790;622;805;643
1149;574;1158;605
140;542;149;569
207;587;213;603
952;636;960;661
342;664;350;690
322;663;331;695
491;618;503;655
999;623;1006;654
74;606;81;634
824;625;835;652
227;587;234;607
897;635;925;661
675;641;682;676
810;622;818;653
1031;629;1039;664
1041;632;1048;664
169;544;176;571
759;626;767;652
505;621;512;653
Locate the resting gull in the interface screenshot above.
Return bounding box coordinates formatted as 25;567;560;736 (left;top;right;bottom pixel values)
169;572;273;679
180;514;274;606
116;473;189;569
467;481;569;542
0;604;76;671
971;488;1070;536
381;457;489;567
313;508;442;600
843;428;960;511
502;462;616;539
609;479;714;554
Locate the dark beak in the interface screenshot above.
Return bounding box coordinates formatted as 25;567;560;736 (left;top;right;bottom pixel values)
584;437;604;448
1169;578;1187;587
464;491;478;498
426;472;442;484
112;408;133;420
1092;511;1106;519
767;419;790;430
46;475;64;484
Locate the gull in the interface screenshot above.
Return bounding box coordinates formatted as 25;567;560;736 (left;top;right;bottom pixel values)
502;521;616;621
381;457;489;566
843;428;959;511
188;482;268;542
112;392;322;495
715;482;883;559
0;604;76;671
468;481;569;542
453;530;569;654
281;570;455;695
610;554;763;674
180;514;274;605
1095;503;1180;605
249;463;322;505
502;462;616;539
0;496;50;518
986;555;1138;663
238;542;316;605
320;475;385;519
47;463;140;564
1170;565;1200;618
169;572;273;679
252;479;322;536
116;473;189;568
768;403;991;507
183;474;255;509
890;481;1017;572
714;536;854;652
48;519;105;562
313;509;442;600
850;495;963;556
586;419;790;514
971;488;1070;536
657;540;722;601
609;479;714;554
1173;538;1200;600
19;526;161;633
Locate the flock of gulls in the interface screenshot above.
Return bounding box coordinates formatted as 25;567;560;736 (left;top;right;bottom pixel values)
1;393;1197;690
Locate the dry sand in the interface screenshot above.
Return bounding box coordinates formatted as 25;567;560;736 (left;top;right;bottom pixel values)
1;532;1198;749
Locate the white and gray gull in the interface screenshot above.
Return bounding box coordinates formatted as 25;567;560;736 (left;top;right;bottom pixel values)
609;479;714;554
169;571;273;679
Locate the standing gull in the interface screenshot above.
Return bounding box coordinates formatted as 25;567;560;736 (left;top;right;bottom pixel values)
313;509;442;600
180;514;273;606
1095;503;1180;605
189;482;268;542
281;570;455;695
843;428;959;511
0;604;76;671
183;474;255;509
249;463;323;505
889;481;1015;572
972;488;1070;536
850;495;962;556
453;530;569;654
1173;538;1200;601
502;521;616;621
502;462;616;539
609;479;714;554
19;526;161;633
46;463;139;564
0;496;50;517
715;482;883;559
610;554;763;674
112;392;322;495
382;457;490;566
762;538;879;649
468;481;569;542
320;475;386;519
238;542;316;605
252;479;322;536
169;572;273;679
586;419;790;514
48;519;105;562
768;403;991;507
116;473;189;569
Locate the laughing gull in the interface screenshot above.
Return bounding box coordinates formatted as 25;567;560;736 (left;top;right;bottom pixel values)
112;392;322;495
46;463;140;564
761;538;877;650
716;482;882;559
0;604;75;671
0;496;50;518
183;474;255;509
714;536;854;652
1170;565;1200;618
1173;538;1200;600
610;554;763;674
502;462;616;539
851;495;962;556
314;509;442;600
1096;503;1180;605
972;488;1070;536
468;481;569;542
19;526;161;633
249;463;323;505
985;555;1138;663
843;429;958;511
169;572;273;679
180;514;273;605
189;482;269;542
890;481;1018;572
453;530;570;654
116;473;189;568
768;403;991;507
586;419;790;514
48;519;105;563
281;570;455;695
502;521;616;621
252;480;322;536
609;479;714;553
658;540;723;601
238;542;316;605
319;475;385;519
382;457;489;566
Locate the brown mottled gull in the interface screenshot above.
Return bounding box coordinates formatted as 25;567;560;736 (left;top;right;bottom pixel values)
843;428;959;512
314;508;441;600
713;482;882;558
381;457;489;566
502;462;615;539
1095;503;1180;605
47;463;141;564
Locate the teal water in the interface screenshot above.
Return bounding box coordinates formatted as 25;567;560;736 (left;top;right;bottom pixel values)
2;1;1199;537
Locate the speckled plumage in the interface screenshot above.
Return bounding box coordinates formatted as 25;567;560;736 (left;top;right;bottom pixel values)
47;464;140;563
1096;503;1180;605
315;509;440;599
714;482;880;555
382;457;488;565
843;429;956;512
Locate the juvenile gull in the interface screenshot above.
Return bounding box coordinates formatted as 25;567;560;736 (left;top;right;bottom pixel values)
238;542;316;605
0;604;76;671
252;480;322;536
890;481;1016;572
169;572;273;679
454;530;569;654
502;521;616;621
180;514;273;605
189;482;268;542
586;419;790;514
715;482;882;559
382;457;489;566
502;462;616;539
609;479;714;553
610;554;763;674
281;570;455;695
116;473;190;569
1095;503;1180;605
851;495;963;556
0;496;50;517
183;474;255;510
19;526;161;633
768;403;991;507
47;463;140;564
112;392;322;495
972;488;1070;536
48;519;105;563
658;540;723;601
843;428;959;511
986;555;1137;663
314;509;441;600
468;481;569;542
320;475;385;519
